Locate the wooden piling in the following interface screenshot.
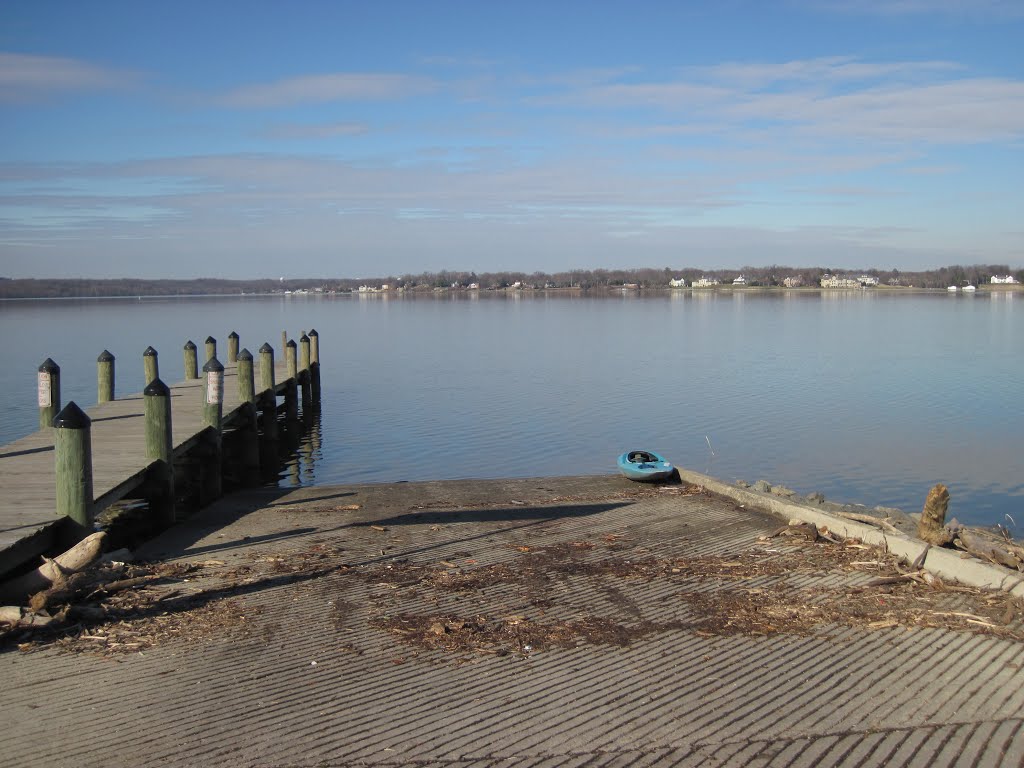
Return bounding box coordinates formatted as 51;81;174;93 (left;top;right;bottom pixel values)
183;340;198;380
258;343;278;444
237;348;256;405
37;358;61;430
308;328;321;402
228;331;239;364
299;334;312;414
143;378;175;525
200;357;224;503
53;401;93;532
285;340;299;421
204;336;217;364
143;346;159;386
97;350;115;403
281;330;287;358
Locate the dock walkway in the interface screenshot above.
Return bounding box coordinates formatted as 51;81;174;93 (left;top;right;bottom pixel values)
0;360;291;572
3;475;1022;767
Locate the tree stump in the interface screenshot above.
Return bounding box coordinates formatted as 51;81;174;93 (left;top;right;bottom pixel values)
918;483;955;546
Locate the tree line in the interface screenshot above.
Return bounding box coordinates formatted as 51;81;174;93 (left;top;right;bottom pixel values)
1;263;1020;299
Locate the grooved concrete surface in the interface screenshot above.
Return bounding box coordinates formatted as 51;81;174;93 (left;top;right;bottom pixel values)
3;476;1023;768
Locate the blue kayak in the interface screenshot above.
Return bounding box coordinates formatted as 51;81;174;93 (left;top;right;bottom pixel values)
617;450;675;482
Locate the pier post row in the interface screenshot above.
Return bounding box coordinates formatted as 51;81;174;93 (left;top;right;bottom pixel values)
53;401;94;532
143;346;159;386
144;377;175;526
37;358;61;430
97;350;115;403
228;331;240;364
183;340;199;379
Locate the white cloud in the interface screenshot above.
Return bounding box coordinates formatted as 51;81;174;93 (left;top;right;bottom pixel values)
220;73;437;108
0;52;138;102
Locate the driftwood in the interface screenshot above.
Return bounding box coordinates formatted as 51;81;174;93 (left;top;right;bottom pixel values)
832;510;902;535
918;484;955;546
954;530;1024;572
0;532;106;604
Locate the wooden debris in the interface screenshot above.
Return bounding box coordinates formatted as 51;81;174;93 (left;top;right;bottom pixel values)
954;529;1024;571
833;510;902;535
918;484;955;546
0;532;106;603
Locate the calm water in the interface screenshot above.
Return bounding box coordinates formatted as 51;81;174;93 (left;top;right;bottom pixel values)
1;291;1020;528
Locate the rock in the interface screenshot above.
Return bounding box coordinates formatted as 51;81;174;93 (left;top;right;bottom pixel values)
771;486;796;498
752;480;772;493
735;480;750;488
918;483;955;546
0;605;23;623
805;492;826;505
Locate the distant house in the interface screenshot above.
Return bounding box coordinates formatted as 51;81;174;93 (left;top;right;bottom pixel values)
669;277;687;288
693;277;720;287
820;274;861;288
857;275;879;286
991;275;1018;284
732;275;747;286
782;276;803;288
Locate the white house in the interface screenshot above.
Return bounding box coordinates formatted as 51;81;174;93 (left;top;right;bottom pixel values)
732;275;747;286
669;277;687;288
693;277;720;287
991;275;1018;284
820;274;861;288
857;275;879;286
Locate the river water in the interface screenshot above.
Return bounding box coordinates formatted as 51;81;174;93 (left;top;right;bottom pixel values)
1;290;1020;528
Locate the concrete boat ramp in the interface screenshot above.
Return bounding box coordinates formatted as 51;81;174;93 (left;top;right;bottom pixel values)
3;475;1024;767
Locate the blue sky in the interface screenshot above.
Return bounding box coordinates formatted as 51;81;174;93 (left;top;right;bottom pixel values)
1;1;1022;279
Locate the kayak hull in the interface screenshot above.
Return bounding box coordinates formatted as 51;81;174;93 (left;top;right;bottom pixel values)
617;450;674;482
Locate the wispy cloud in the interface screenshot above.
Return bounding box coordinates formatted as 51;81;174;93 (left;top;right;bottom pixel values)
0;52;139;102
263;121;371;140
220;73;437;108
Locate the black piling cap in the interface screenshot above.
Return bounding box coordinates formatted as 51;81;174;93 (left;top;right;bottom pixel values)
97;349;114;362
38;358;60;373
308;328;318;337
184;340;197;350
144;378;170;397
143;346;158;357
259;342;274;354
237;348;253;361
205;336;216;344
300;333;309;343
286;339;297;349
52;401;90;429
228;331;239;340
203;356;224;373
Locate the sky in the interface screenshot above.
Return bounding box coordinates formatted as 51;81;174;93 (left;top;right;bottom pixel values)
1;0;1022;279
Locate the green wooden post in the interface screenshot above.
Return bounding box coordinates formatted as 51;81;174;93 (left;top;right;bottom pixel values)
298;334;312;414
308;328;321;403
37;358;61;430
144;378;175;525
53;401;93;532
281;330;287;357
97;350;115;403
143;346;159;386
183;340;198;379
237;346;259;483
204;336;217;364
200;357;224;503
237;348;255;405
258;343;278;444
228;331;239;364
284;340;299;421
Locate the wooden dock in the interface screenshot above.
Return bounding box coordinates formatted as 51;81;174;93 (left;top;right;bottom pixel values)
0;333;320;579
